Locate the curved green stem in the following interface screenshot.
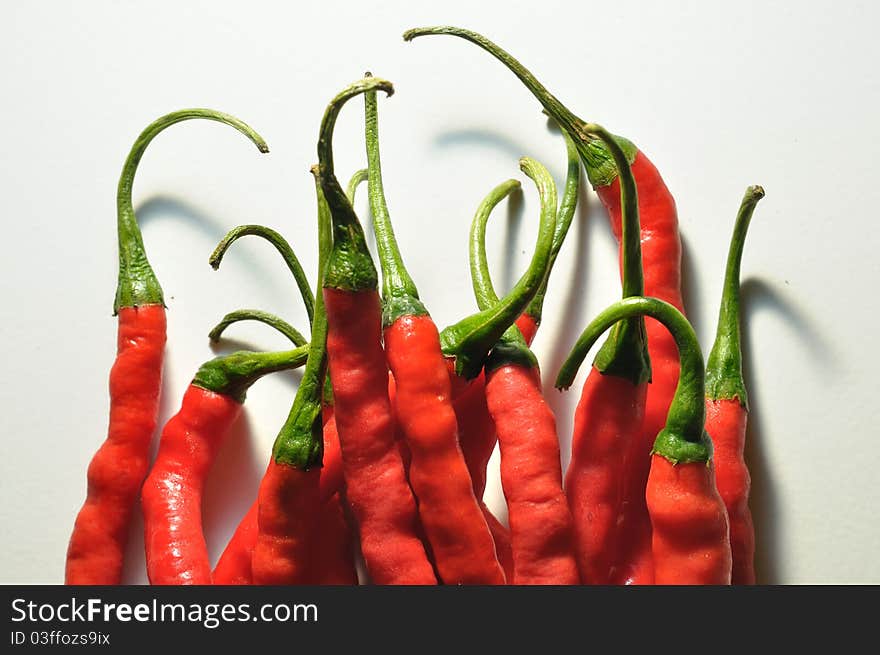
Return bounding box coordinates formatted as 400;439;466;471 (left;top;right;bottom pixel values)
587;123;650;386
208;309;307;347
402;26;637;188
316;76;394;292
469;179;522;308
346;168;369;204
365;86;428;325
192;344;309;404
442;156;556;379
526;128;580;323
271;169;333;470
556;297;711;463
209;224;315;326
114;109;269;313
706;185;765;408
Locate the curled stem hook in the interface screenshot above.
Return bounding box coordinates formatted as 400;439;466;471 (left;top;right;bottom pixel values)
209;309;308;347
115;108;268;312
209;224;315;326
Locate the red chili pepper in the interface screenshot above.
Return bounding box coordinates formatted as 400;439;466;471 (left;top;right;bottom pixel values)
209;173;372;586
249;164;344;585
445;365;512;579
65;109;268;585
362;86;504;584
317;77;436;585
555;124;650;584
404;25;685;584
142;345;309;584
559;297;732;585
591;152;682;585
705;186;765;584
433;152;573;583
212;407;344;585
459;157;579;584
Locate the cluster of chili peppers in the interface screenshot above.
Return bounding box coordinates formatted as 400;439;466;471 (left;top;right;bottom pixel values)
66;27;767;586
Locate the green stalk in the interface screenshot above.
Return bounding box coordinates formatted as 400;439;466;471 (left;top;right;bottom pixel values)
209;224;315;326
442;157;556;379
315;76;394;292
469;178;522;308
209;309;307;347
587;124;650;386
365;86;429;326
115;109;268;313
556;297;711;464
705;186;765;408
346;168;369;204
270;171;333;470
192;344;309;404
526;128;580;323
403;27;637;188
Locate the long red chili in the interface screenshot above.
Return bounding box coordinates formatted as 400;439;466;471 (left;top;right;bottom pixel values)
705;186;765;584
436;159;572;582
142;345;309;584
210;173;371;586
465;157;579;585
317;77;436;585
212;407;344;585
559;297;731;585
65;109;268;585
404;24;682;584
364;86;504;584
555;124;650;584
249;166;341;586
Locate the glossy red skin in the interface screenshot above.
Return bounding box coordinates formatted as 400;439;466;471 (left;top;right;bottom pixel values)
323;288;436;585
385;315;504;584
486;364;579;584
646;455;732;585
706;399;754;584
211;408;344;585
598;151;683;585
566;369;647;584
252;461;321;585
66;304;166;585
140;384;240;584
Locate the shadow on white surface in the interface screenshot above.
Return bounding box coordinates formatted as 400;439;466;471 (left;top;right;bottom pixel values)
740;277;832;584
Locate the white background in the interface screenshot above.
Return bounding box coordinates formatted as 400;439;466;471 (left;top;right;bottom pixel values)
2;1;878;584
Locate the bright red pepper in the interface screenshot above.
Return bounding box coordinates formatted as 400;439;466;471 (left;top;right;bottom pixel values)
363;87;504;584
404;25;688;584
249;163;344;585
461;157;579;584
705;186;765;584
212;409;344;585
66;109;267;585
594;153;682;584
142;346;309;584
318;77;436;585
554;124;650;584
560;297;732;585
209;172;371;587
